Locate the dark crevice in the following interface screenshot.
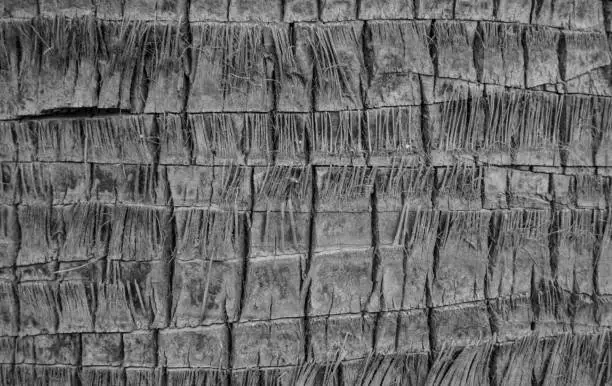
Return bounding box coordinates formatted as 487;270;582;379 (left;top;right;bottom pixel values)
224;303;234;385
235;168;252;323
486;212;501;335
361;21;374;86
371;310;380;354
529;265;537;331
521;27;529;93
14;108;129;121
425;274;436;361
488;343;499;386
429;20;439;88
303;164;317;361
369;170;382;311
548;174;559;279
474;22;485;84
531;0;543;24
491;0;499;20
557;31;567;82
419;75;432;166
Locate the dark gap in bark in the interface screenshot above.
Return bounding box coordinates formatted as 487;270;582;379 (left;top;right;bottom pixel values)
488;342;498;386
548;174;559;280
492;0;500;19
531;0;544;24
11;202;21;338
419;75;432;165
486;211;501;334
425;274;436;361
224;302;234;385
15;108;128;121
235;168;253;323
371;309;381;355
303;164;317;361
474;22;485;84
179;0;192;167
559;95;569;167
592;99;602;171
521;27;529;96
93;60;102;109
161;164;176;331
429;20;439;85
369;169;384;328
557;32;567;82
151;328;159;369
361;22;373;91
529;264;537;331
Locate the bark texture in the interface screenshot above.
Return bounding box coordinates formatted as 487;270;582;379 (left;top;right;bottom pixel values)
1;0;612;385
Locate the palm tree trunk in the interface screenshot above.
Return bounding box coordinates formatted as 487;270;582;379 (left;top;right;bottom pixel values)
0;0;611;385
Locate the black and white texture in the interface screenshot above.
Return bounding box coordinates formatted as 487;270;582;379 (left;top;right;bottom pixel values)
0;0;612;385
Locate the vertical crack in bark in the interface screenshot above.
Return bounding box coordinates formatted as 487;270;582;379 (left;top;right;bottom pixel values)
303;164;317;361
369;168;383;354
474;22;485;84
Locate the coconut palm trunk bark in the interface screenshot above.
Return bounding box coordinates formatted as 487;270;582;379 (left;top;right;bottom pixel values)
0;0;611;385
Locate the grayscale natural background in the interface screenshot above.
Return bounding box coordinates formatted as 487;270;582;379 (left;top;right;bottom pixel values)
0;0;611;384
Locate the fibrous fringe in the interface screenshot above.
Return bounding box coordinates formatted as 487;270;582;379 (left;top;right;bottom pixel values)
562;95;593;148
0;281;16;336
274;113;310;162
526;26;560;50
394;208;439;250
438;88;484;153
497;332;611;386
485;89;523;152
499;209;551;249
439;210;490;247
192;23;269;94
243;113;273;162
437;164;482;202
426;340;494;386
80;367;124;386
256;166;311;205
108;205;169;262
126;368;160;386
167;368;227;386
159;113;189;163
305;24;361;103
435;21;472;50
312;111;363;158
318;166;375;202
485;89;561;154
521;91;562;149
96;261;160;331
367;21;429;73
557;209;598;252
376;163;433;201
576;174;609;202
175;208;243;261
188;114;241;162
0;22;20;75
18;204;58;265
85;115;153;163
58;280;94;332
61;203;110;261
18;281;58;332
366;107;423;157
214;165;250;207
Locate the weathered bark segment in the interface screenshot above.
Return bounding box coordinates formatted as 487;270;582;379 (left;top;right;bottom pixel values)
1;1;612;384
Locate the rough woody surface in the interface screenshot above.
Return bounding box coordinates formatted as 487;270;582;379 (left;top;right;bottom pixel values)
1;0;612;385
